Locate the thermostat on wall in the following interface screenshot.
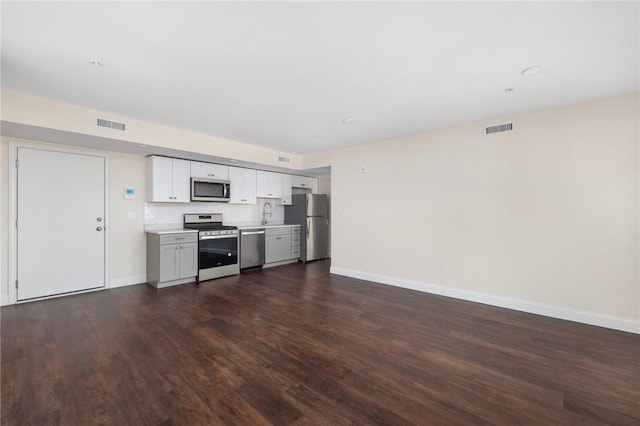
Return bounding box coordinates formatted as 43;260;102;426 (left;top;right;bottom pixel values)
124;188;135;200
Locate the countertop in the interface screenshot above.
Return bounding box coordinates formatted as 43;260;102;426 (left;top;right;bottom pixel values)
235;224;301;230
144;229;198;235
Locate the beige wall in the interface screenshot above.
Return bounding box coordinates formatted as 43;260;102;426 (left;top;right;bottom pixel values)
1;90;302;169
0;137;148;298
1;91;638;330
325;93;639;322
107;152;147;286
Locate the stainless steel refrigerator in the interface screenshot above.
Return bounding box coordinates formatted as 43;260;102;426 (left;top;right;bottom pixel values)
285;193;329;262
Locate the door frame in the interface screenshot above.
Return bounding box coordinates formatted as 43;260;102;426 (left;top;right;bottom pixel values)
8;140;110;305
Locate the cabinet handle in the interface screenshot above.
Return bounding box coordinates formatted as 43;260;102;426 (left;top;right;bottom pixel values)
301;183;306;186
268;193;272;196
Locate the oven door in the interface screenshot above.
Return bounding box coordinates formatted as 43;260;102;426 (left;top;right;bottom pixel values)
199;234;238;269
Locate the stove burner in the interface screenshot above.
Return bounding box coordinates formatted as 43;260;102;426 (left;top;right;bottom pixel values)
183;213;237;236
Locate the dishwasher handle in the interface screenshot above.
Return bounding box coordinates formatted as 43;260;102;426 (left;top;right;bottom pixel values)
242;230;265;235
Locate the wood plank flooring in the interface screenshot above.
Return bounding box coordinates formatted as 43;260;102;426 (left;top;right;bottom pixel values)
2;260;639;425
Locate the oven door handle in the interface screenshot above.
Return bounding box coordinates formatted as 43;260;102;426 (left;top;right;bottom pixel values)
200;234;238;240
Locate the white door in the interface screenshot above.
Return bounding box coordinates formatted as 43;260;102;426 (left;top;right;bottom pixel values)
17;147;106;301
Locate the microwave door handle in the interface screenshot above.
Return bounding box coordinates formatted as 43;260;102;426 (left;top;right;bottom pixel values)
224;183;228;199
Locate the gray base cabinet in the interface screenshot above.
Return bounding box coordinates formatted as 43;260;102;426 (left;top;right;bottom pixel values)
147;232;198;288
264;226;300;267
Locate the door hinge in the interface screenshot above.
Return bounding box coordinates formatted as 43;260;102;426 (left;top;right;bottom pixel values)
15;159;19;168
15;219;18;229
15;280;18;289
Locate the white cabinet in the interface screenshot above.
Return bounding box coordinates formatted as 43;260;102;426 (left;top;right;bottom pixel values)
257;171;283;199
147;232;198;288
147;156;190;202
190;161;229;180
228;166;257;204
265;228;292;264
281;174;292;205
291;175;319;193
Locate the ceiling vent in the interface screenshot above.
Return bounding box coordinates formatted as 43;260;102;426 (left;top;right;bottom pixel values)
278;156;290;163
96;118;126;131
485;122;513;135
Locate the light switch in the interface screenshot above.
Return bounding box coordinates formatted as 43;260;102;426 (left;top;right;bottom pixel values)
127;212;136;219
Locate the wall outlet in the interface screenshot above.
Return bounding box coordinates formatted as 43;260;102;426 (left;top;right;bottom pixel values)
127;212;136;219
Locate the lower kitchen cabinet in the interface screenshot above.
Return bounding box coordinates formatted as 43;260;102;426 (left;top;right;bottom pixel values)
147;231;198;288
264;226;300;267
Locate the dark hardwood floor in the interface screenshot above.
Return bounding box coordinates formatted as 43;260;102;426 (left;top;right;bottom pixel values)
2;260;639;425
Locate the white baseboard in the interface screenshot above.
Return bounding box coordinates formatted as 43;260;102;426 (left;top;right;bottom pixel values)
110;275;147;288
330;267;639;334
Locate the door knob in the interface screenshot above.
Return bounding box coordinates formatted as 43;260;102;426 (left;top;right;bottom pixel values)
96;226;103;231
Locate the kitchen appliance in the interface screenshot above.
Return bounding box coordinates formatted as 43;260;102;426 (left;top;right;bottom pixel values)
240;228;266;269
191;177;231;202
285;194;329;262
183;213;239;281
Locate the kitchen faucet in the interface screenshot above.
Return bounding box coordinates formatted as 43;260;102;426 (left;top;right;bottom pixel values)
262;202;272;225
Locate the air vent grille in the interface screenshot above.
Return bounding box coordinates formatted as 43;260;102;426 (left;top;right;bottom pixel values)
485;123;513;135
97;118;126;131
278;156;290;163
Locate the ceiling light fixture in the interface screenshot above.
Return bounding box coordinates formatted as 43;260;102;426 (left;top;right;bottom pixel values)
342;118;356;125
521;66;542;76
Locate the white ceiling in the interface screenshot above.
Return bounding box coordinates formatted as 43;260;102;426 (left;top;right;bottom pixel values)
2;2;638;154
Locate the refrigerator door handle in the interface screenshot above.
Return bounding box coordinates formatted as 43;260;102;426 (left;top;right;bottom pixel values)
306;218;310;239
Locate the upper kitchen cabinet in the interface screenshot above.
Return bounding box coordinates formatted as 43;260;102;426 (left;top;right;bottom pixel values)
228;166;257;204
256;171;283;199
281;174;292;205
190;161;229;180
147;156;190;202
291;175;319;193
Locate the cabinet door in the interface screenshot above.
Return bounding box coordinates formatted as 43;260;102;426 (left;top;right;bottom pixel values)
159;244;180;281
172;159;191;202
256;171;271;198
178;242;198;279
291;175;313;189
257;171;282;198
265;235;278;263
229;167;256;204
241;168;257;204
281;174;292;205
209;164;229;180
148;156;174;202
191;162;229;180
277;234;292;261
190;161;210;178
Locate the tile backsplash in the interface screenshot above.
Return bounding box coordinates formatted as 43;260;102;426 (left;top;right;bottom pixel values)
144;199;285;227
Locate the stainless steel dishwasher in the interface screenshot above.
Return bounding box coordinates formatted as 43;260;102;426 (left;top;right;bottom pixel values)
240;228;265;269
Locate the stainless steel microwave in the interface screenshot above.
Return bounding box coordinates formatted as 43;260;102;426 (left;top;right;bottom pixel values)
191;177;231;202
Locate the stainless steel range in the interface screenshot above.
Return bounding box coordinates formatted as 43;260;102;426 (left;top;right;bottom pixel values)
183;213;239;281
